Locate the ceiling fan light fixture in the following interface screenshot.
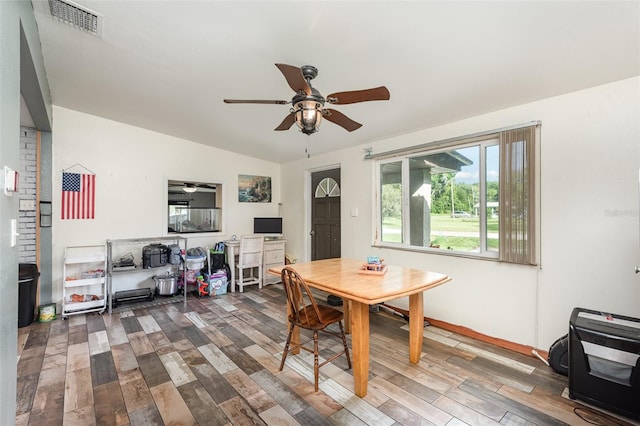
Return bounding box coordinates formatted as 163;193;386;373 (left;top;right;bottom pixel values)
183;184;197;193
294;100;322;135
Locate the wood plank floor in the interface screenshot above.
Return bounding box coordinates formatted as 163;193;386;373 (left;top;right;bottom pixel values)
16;285;636;426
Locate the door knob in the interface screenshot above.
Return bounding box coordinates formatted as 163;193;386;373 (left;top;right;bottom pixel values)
309;230;315;236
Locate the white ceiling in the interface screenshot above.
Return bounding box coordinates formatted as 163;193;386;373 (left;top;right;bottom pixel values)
31;1;639;163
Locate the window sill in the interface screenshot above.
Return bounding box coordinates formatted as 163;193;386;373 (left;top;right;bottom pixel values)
372;242;499;262
167;230;225;238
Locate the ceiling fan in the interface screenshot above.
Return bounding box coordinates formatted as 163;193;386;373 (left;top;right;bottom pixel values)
168;182;217;193
223;64;390;135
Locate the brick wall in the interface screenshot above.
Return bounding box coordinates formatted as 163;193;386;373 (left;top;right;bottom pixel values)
19;127;37;263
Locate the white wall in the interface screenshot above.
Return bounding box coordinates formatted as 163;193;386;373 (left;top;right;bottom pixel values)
51;106;281;305
1;1;52;422
280;77;640;350
51;77;640;351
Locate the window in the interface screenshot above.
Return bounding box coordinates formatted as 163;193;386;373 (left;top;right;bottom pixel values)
167;180;222;234
315;177;341;198
375;124;538;264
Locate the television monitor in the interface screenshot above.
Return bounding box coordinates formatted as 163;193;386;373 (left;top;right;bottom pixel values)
253;217;283;237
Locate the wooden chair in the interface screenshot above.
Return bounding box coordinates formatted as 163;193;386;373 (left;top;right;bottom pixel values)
279;266;351;391
234;235;264;292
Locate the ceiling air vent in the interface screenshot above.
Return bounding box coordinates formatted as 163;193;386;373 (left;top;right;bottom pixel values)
47;0;103;36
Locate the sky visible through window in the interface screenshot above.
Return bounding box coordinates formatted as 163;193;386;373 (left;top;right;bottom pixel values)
452;146;499;184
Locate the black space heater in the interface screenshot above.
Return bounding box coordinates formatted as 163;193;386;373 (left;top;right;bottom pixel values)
113;288;154;308
568;307;640;421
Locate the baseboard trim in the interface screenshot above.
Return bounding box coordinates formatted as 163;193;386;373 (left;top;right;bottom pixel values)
381;303;549;360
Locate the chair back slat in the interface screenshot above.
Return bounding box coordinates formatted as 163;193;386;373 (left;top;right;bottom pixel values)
234;235;264;292
281;266;325;327
238;235;264;268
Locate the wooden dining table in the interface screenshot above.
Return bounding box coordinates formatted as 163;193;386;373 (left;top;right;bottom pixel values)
268;258;451;397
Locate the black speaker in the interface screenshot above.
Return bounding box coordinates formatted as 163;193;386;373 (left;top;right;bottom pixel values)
327;295;343;306
548;334;569;376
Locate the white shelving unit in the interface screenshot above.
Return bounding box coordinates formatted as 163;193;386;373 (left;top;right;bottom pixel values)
106;236;187;312
62;245;107;318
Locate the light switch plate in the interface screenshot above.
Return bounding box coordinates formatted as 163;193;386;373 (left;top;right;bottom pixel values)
20;199;35;211
11;219;19;247
3;166;18;196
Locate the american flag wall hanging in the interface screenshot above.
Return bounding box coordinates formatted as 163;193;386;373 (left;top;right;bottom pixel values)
61;168;96;220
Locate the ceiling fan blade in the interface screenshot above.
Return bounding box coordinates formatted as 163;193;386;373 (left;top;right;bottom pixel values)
326;86;390;105
224;99;288;104
275;113;296;131
323;109;362;132
275;63;311;95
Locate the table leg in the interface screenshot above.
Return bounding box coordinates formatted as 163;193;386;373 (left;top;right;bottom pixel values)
408;292;424;363
350;301;369;397
343;299;351;334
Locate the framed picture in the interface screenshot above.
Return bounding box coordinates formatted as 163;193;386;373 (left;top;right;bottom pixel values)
238;174;271;203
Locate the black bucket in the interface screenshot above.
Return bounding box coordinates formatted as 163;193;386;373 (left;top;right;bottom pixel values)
18;264;40;328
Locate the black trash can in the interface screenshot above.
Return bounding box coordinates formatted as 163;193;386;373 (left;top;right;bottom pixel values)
18;263;40;328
